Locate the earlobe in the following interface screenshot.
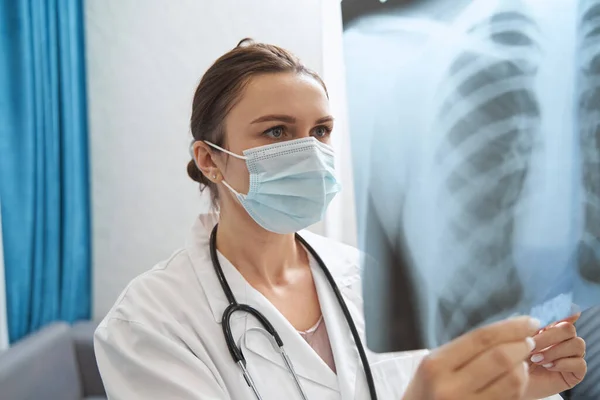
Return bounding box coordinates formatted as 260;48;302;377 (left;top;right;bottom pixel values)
210;172;222;183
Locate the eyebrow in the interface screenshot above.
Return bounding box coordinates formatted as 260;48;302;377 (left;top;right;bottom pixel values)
250;114;334;124
315;115;334;124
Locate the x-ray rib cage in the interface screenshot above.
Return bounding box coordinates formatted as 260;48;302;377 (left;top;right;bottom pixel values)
352;0;600;352
433;6;542;344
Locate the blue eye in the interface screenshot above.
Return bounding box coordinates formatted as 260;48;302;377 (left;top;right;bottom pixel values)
313;126;331;138
264;126;285;139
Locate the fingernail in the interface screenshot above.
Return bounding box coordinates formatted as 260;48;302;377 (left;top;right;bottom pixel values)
529;318;541;331
542;363;554;368
530;354;544;363
526;337;536;352
555;321;568;328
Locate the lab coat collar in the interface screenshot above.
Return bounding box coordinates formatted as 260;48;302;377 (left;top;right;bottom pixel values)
186;213;362;395
240;231;360;394
241;268;340;392
186;213;247;324
311;255;361;399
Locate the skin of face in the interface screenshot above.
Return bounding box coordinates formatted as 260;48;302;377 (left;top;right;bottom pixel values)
207;72;334;208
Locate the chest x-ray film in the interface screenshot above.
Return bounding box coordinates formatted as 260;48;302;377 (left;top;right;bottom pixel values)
343;0;600;352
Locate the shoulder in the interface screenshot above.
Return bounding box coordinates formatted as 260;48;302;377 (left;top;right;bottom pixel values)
93;247;230;398
97;248;209;332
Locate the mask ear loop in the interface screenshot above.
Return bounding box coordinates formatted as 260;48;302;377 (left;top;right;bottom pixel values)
204;141;248;160
188;140;249;165
195;141;248;199
221;180;246;199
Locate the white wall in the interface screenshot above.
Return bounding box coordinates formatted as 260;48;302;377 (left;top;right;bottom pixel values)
86;0;353;319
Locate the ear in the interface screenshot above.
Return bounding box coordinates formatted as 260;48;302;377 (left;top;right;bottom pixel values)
192;141;222;182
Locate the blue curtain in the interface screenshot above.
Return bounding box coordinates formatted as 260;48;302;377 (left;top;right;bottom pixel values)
0;0;91;343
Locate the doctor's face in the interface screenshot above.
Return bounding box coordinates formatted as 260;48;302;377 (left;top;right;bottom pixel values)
215;72;333;198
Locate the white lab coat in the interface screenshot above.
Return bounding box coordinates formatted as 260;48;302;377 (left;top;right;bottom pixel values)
94;213;562;400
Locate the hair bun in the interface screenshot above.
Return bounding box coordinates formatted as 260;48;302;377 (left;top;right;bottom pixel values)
187;160;207;184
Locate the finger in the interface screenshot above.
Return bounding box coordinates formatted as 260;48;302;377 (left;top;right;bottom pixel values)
435;316;540;370
530;337;585;366
471;361;529;400
532;321;577;352
562;312;581;325
536;313;580;334
546;313;582;328
545;357;588;383
456;337;535;392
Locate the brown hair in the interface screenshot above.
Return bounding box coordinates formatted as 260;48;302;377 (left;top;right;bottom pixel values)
187;38;328;207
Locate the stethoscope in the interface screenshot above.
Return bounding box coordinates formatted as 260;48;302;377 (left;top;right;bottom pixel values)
209;224;378;400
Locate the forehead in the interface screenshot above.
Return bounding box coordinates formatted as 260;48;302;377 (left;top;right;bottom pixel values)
228;72;330;123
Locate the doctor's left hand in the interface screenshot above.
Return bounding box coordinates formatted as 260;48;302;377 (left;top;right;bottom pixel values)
523;314;587;400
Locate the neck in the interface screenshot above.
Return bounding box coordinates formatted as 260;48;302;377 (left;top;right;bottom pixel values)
216;205;303;286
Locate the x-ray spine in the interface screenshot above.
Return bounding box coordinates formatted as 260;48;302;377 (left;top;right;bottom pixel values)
432;4;542;344
577;0;600;284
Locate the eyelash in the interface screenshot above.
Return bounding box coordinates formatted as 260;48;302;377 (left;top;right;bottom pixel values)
262;125;333;139
313;125;333;138
263;125;288;139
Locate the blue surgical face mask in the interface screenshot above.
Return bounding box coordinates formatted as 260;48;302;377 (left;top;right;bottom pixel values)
201;137;341;234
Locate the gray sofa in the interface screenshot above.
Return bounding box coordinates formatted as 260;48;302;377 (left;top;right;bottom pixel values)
0;321;106;400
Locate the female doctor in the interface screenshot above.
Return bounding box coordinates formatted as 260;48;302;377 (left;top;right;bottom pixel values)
94;39;586;400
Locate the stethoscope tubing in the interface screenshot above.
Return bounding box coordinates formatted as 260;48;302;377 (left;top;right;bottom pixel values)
209;224;378;400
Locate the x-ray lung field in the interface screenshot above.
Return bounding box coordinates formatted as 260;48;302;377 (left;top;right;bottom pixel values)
343;0;600;352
